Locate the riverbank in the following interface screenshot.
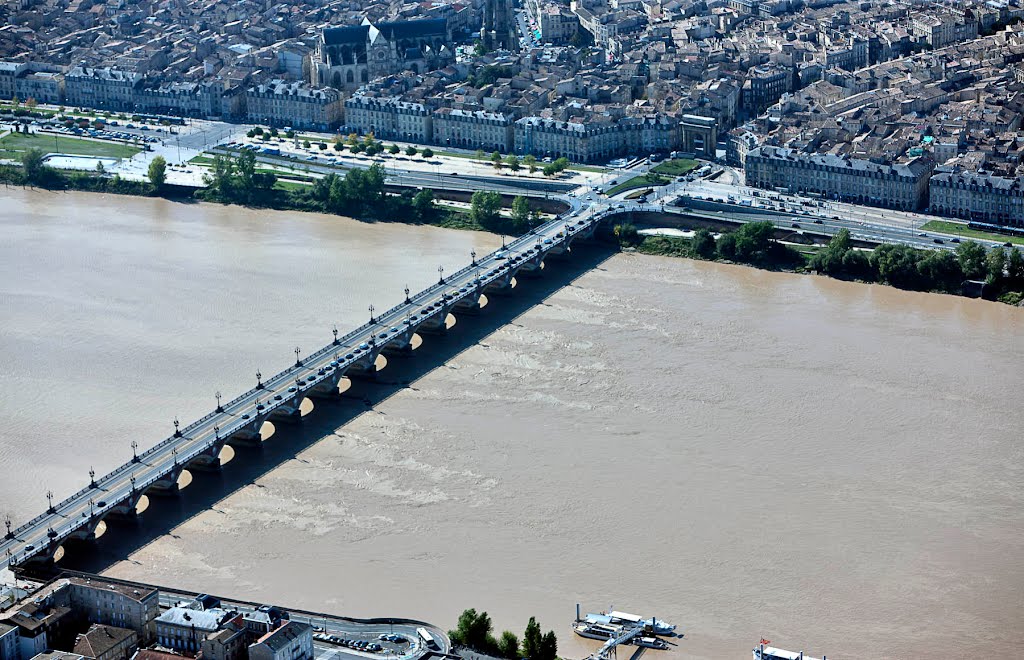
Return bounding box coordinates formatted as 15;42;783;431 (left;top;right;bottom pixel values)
615;222;1024;306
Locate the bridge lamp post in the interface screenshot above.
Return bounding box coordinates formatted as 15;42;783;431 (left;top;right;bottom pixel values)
256;371;264;390
368;305;375;324
89;467;97;489
46;490;54;514
333;326;339;345
88;498;94;518
404;286;410;304
215;391;223;413
295;346;303;367
437;265;445;284
214;425;220;441
173;418;182;438
471;250;477;266
131;440;139;464
4;516;12;540
171;447;179;468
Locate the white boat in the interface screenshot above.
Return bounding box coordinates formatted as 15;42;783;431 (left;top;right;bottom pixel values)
606;611;676;635
753;643;827;660
632;637;668;650
574;622;621;641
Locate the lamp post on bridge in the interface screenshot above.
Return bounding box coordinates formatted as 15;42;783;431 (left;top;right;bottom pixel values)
88;498;94;518
471;250;476;266
131;440;139;464
46;490;54;514
173;418;181;438
215;391;223;413
333;326;339;345
171;446;178;468
404;286;410;304
437;265;445;284
4;516;12;540
295;347;303;367
368;305;375;324
256;371;264;390
89;467;97;489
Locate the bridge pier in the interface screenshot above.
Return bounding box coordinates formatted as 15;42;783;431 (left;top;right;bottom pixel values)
485;276;517;297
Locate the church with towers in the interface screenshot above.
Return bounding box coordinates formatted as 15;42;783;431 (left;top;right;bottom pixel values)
311;18;453;91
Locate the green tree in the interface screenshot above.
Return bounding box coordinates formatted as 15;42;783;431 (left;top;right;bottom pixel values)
147;155;167;189
389;143;401;154
1006;248;1024;287
302;139;311;149
691;227;717;259
511;195;531;232
475;149;486;161
552;157;569;172
497;631;519;660
406;145;418;156
285;129;295;139
491;151;503;168
955;240;988;280
538;631;557;660
523;154;537;173
365;143;379;156
986;246;1007;285
412;188;435;221
521;618;542;660
95;160;105;174
873;243;926;290
717;231;737;259
916;250;963;293
20;148;47;183
318;142;328;151
449;609;497;653
470;190;503;230
614;223;639;245
333;141;343;151
542;163;557;177
269;127;279;138
422;147;434;158
505;154;521;171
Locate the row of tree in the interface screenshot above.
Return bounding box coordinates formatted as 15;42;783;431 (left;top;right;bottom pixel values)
807;228;1024;297
449;609;558;660
618;220;1024;301
475;150;570;177
469;191;542;235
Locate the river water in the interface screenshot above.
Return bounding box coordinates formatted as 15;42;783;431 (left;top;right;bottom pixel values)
1;189;1022;659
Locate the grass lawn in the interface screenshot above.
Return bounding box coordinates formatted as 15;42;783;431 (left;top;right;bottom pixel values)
624;188;653;200
651;158;699;176
606;172;669;196
273;179;312;191
920;219;1024;245
0;132;140;160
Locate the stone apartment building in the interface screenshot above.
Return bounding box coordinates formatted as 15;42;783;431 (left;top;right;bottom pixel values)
66;578;159;645
432;108;514;152
245;81;343;130
247;622;312;660
514;114;678;162
929;171;1024;226
343;94;432;142
64;67;144;111
911;13;978;49
71;624;137;660
0;622;18;660
742;64;792;114
745;145;935;210
155;608;234;655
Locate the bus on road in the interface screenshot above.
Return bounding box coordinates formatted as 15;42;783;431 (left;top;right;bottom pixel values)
417;628;439;650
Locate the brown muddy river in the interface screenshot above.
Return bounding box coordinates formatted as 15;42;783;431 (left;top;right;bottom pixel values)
1;188;1022;659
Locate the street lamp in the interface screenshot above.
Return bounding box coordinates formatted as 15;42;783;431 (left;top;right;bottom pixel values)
89;467;96;489
333;326;339;345
173;418;181;437
471;249;477;266
256;370;264;389
46;490;54;514
4;516;11;540
294;346;302;367
215;391;223;413
131;440;139;463
404;285;410;304
368;304;376;324
438;265;445;284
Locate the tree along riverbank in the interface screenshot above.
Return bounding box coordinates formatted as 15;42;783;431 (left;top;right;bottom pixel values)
1;148;546;236
614;222;1024;306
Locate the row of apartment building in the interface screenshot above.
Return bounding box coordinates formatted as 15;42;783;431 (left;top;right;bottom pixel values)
1;63;343;131
0;577;312;660
344;93;719;161
745;145;1024;225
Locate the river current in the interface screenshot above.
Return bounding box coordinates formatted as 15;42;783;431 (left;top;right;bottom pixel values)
1;188;1022;659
